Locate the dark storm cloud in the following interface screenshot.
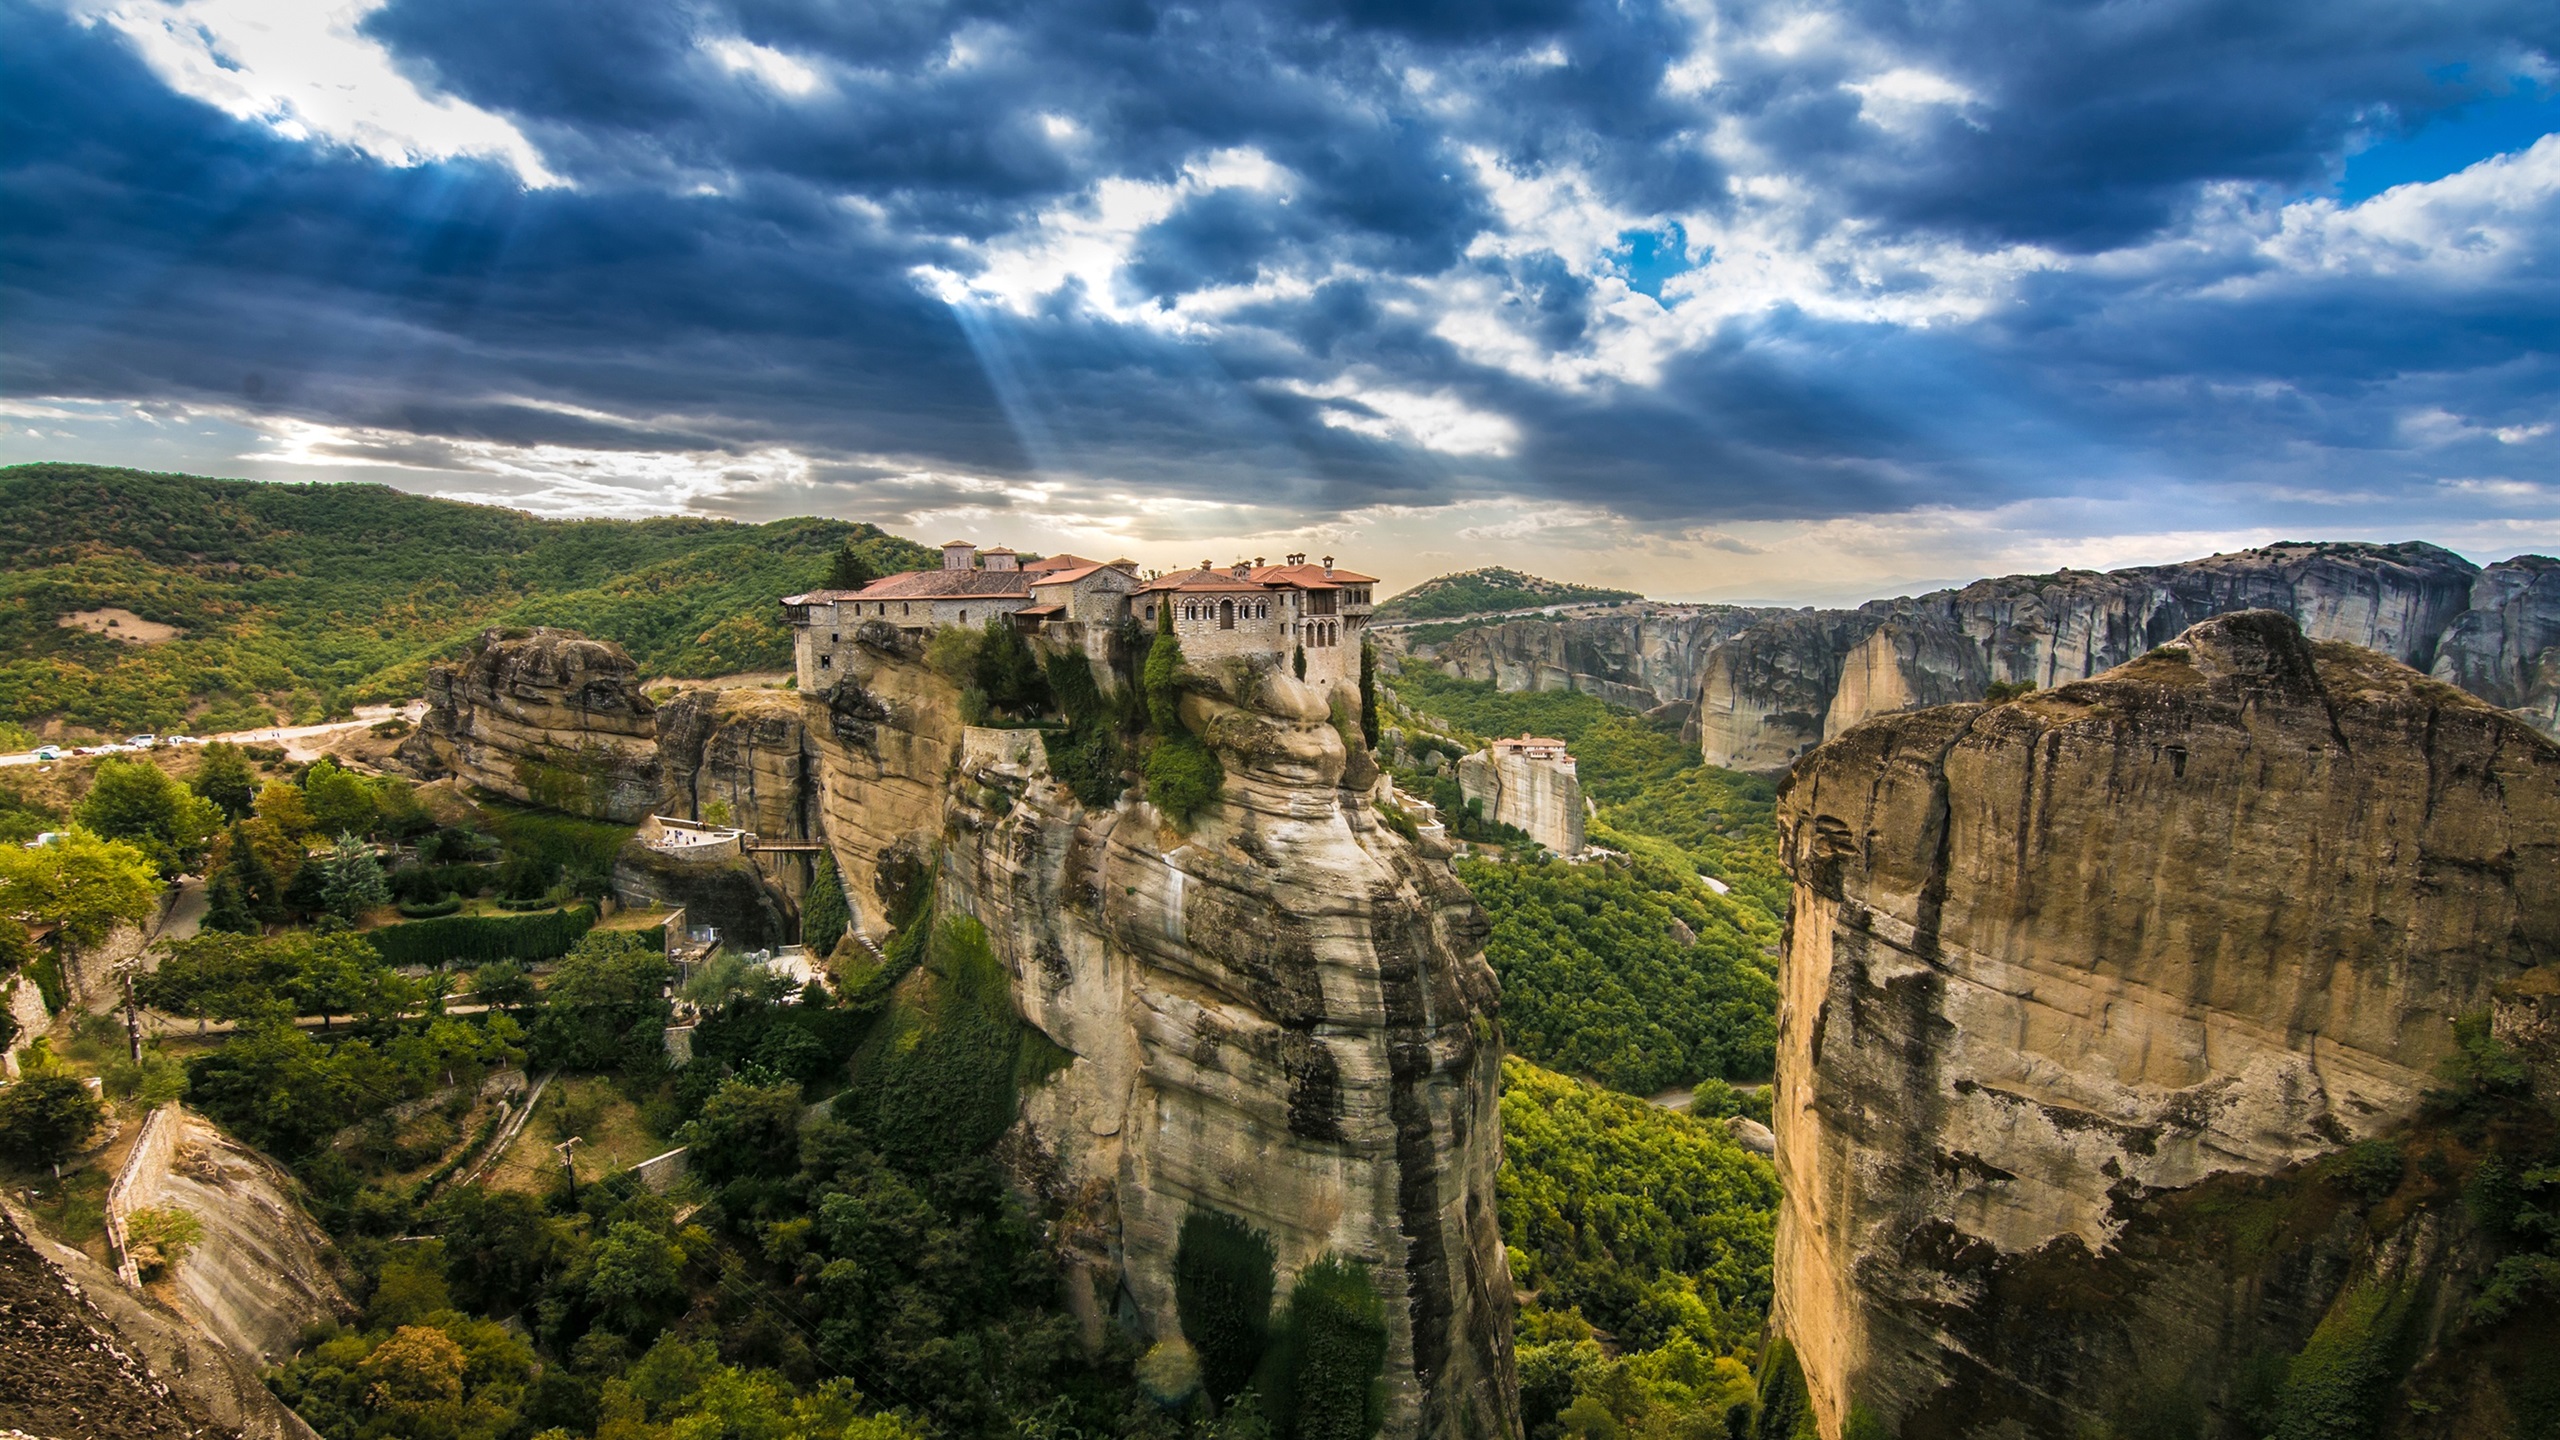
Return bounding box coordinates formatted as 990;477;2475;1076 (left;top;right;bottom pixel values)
2;0;2555;530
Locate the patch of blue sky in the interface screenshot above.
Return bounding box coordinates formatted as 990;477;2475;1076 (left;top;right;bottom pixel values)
2338;77;2559;203
1611;223;1699;301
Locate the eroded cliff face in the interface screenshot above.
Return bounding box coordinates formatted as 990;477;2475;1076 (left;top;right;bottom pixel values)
812;623;1521;1440
1696;541;2491;771
1771;611;2560;1437
2432;554;2560;733
1427;606;1771;715
398;628;661;820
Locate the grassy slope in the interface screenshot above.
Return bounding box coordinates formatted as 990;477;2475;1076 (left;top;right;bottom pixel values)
1373;566;1643;622
0;463;936;735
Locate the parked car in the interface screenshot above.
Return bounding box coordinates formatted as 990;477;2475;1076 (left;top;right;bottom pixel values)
124;734;158;749
29;745;60;762
163;734;201;745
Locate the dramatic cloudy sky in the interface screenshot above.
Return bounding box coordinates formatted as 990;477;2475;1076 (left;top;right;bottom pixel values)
3;0;2556;601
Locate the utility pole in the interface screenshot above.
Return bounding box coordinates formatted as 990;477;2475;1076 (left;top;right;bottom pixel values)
118;960;143;1063
555;1136;583;1199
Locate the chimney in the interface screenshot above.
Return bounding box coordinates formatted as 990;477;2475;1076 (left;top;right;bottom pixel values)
1199;559;1213;572
981;546;1018;572
941;541;977;571
1287;553;1306;566
1253;556;1265;568
1322;555;1335;576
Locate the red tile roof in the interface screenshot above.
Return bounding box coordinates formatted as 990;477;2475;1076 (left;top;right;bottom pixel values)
1135;568;1276;594
1248;561;1378;587
1031;562;1128;586
846;568;1036;601
1022;552;1106;575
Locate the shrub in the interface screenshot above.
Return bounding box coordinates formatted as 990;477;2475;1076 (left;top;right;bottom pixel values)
1146;735;1225;826
1043;724;1126;809
973;617;1049;716
124;1204;203;1278
2268;1281;2410;1440
0;1071;106;1166
397;894;463;919
1176;1208;1278;1403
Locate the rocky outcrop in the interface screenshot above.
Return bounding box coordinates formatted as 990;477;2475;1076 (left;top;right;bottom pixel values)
1771;611;2560;1438
1456;746;1585;856
2431;554;2560;734
396;627;661;820
813;626;1521;1440
1702;541;2486;770
1426;606;1772;713
655;686;821;908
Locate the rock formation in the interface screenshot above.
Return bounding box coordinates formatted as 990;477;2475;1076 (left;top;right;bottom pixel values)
1771;611;2560;1437
2430;553;2560;734
1425;605;1772;714
397;627;661;820
812;621;1521;1440
1700;541;2486;770
1457;741;1585;856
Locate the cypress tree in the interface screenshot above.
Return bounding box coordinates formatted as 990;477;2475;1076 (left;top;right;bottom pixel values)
1293;643;1307;680
1358;640;1378;748
803;854;850;958
826;544;876;591
203;870;258;934
227;825;282;921
1145;600;1185;734
1175;1208;1278;1404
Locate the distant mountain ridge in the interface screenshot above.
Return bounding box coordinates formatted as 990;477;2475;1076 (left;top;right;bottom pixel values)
1410;541;2560;769
0;462;936;736
1373;566;1643;622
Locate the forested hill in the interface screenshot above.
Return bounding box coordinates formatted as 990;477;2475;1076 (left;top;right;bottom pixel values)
1372;566;1642;622
0;463;935;736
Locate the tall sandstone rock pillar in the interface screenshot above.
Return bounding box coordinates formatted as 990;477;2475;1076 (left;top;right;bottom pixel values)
808;622;1521;1440
1772;611;2560;1437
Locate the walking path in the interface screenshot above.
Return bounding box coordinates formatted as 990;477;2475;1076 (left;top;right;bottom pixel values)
0;702;425;768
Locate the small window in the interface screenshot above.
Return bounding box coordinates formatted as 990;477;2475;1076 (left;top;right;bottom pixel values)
830;633;839;643
960;610;968;623
820;654;832;669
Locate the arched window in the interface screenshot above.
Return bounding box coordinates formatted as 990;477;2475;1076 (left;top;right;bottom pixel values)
1219;599;1235;630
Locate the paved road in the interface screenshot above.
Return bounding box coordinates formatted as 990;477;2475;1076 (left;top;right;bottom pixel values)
0;702;425;768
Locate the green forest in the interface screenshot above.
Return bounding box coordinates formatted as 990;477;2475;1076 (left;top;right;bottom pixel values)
1383;659;1786;1089
1371;568;1643;623
0;464;936;736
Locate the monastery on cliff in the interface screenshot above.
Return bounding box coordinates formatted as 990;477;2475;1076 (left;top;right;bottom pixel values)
783;540;1379;691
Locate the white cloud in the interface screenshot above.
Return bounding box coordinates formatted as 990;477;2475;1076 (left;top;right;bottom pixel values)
66;0;559;186
1844;66;1977;132
702;36;825;98
914;147;1294;325
247;416;809;517
1280;377;1520;458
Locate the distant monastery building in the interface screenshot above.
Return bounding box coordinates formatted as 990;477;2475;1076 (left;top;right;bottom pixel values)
782;542;1376;692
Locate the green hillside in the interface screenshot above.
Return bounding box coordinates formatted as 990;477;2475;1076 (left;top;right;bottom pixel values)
1372;566;1641;622
0;463;935;736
